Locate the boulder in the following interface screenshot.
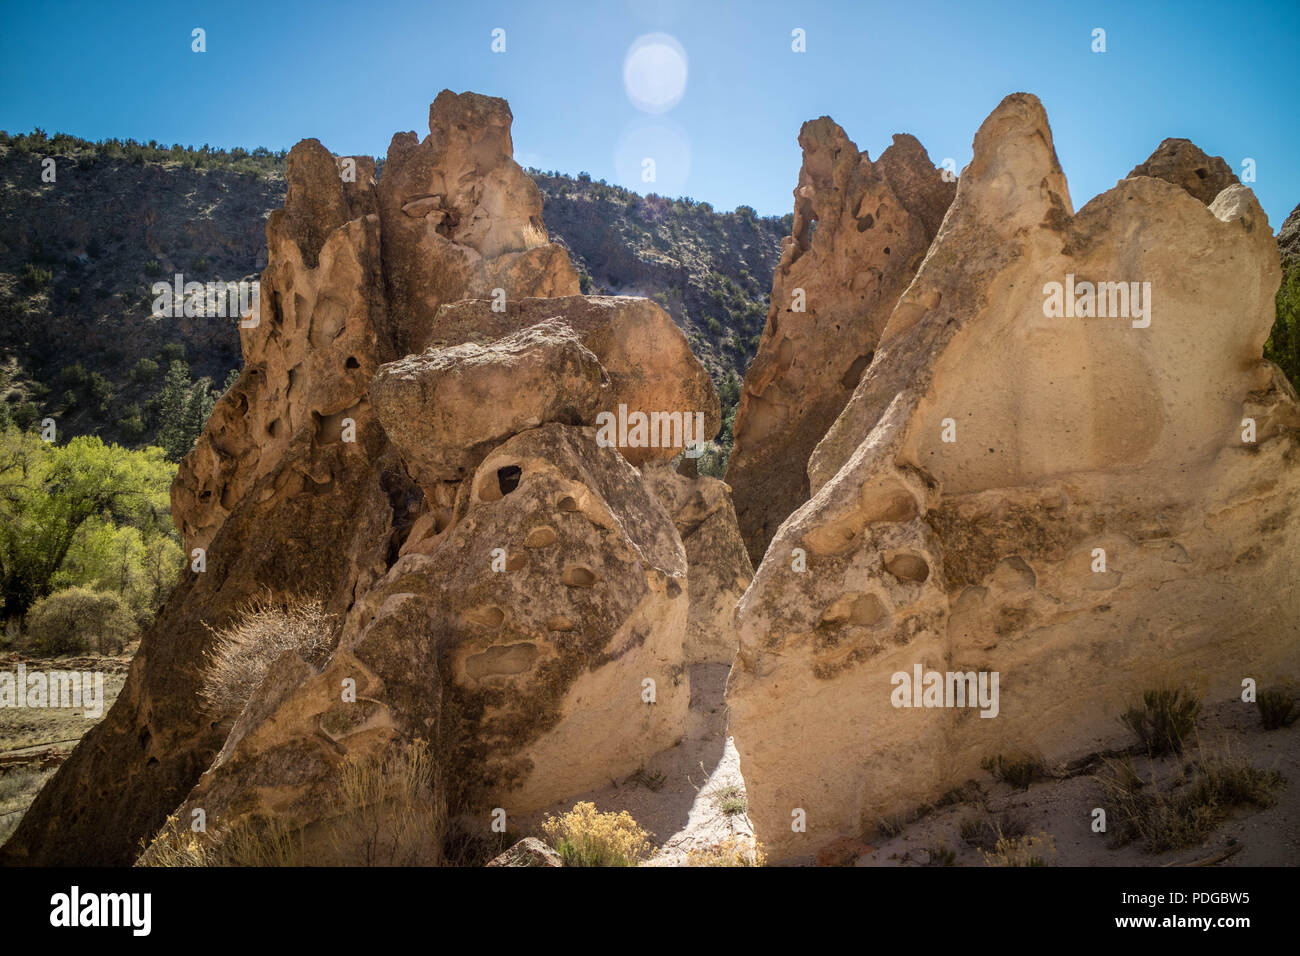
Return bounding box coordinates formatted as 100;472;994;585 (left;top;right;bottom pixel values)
1125;137;1238;208
427;295;721;466
486;837;563;867
371;318;609;490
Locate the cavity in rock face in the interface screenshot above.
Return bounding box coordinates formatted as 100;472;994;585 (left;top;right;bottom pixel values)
726;92;1300;862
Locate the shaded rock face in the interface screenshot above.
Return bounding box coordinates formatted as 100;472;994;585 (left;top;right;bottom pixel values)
1125;137;1238;208
3;92;746;868
161;422;692;841
641;461;753;665
727;93;1300;860
726;122;956;566
1279;201;1300;268
0;91;593;866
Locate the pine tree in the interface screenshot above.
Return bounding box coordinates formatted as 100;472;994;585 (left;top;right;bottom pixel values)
154;360;192;460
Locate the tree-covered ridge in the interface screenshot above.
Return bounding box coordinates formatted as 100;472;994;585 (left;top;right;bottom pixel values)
1;128;288;178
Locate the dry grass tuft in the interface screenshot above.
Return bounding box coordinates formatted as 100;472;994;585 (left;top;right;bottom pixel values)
325;737;443;866
199;595;335;717
982;831;1056;867
685;837;766;867
1096;745;1284;853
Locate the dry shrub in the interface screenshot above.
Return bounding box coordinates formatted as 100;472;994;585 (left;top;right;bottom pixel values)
982;831;1056;867
137;813;303;867
325;737;443;866
199;595;335;717
685;836;766;867
137;740;441;867
1257;683;1299;730
980;752;1044;790
959;810;1028;852
1120;686;1202;756
1097;746;1283;853
520;219;548;249
541;801;652;866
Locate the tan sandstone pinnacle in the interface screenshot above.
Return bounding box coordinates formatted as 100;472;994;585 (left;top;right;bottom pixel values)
726;119;955;566
727;92;1300;861
1;91;583;867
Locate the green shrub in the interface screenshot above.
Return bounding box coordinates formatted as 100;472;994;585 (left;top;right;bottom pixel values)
1121;686;1202;756
19;264;52;293
25;586;136;655
131;357;159;382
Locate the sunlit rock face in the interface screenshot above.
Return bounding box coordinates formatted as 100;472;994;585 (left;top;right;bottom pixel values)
726;119;955;567
727;92;1300;860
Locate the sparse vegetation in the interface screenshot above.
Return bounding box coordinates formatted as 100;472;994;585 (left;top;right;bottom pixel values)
1257;684;1299;730
199;595;336;717
980;752;1044;790
959;810;1028;852
138;813;303;867
138;738;441;866
924;838;956;866
1121;686;1202;756
540;801;653;867
624;764;666;792
982;832;1056;867
325;738;443;866
1096;748;1284;853
685;837;766;867
711;783;747;816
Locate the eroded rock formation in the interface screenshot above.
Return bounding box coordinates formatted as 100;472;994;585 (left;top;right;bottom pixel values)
727;93;1300;860
726;121;955;565
3;92;746;866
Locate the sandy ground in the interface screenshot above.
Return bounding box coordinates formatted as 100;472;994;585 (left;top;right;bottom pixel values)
852;696;1300;868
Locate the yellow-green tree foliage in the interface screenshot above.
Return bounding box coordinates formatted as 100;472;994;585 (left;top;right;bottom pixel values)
0;427;182;630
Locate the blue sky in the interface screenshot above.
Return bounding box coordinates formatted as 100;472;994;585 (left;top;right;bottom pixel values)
2;0;1297;228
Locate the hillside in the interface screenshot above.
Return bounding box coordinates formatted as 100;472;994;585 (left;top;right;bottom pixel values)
0;130;785;455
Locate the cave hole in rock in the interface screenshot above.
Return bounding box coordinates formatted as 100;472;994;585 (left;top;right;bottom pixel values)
497;465;522;496
345;355;360;369
841;352;874;389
